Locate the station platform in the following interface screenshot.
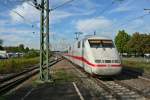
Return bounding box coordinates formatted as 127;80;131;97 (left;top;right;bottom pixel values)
5;79;95;100
4;60;96;100
24;83;81;100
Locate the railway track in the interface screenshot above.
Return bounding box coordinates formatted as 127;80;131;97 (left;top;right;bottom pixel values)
5;56;148;99
113;79;150;99
66;60;149;100
95;66;150;99
96;78;147;100
0;58;62;95
113;68;150;99
0;66;38;83
95;70;150;100
96;71;150;100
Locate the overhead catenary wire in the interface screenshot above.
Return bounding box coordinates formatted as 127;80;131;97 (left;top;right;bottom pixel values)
98;1;115;16
94;0;124;18
49;0;75;11
3;0;75;27
74;0;116;37
26;1;39;9
80;0;125;35
1;0;35;9
6;0;150;34
3;0;75;26
118;13;150;27
0;0;40;46
32;0;75;12
0;0;41;37
1;1;38;29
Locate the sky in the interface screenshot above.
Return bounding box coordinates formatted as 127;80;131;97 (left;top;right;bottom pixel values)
0;0;150;49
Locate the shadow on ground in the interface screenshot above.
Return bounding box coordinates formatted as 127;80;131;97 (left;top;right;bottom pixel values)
99;67;145;81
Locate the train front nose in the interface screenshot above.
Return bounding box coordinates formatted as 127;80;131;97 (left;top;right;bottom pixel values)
92;64;122;75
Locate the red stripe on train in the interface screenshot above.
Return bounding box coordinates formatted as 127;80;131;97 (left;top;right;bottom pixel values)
64;54;121;67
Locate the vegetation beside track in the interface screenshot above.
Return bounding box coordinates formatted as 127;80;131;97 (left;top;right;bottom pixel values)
122;59;150;74
115;30;150;56
0;57;39;74
53;70;76;83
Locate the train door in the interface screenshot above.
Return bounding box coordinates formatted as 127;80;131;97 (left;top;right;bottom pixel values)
82;40;85;68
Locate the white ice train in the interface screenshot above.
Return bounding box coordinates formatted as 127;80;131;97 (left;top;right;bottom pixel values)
64;36;122;76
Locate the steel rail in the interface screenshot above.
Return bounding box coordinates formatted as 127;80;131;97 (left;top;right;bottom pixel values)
113;79;150;99
63;57;147;100
0;58;60;83
0;58;62;95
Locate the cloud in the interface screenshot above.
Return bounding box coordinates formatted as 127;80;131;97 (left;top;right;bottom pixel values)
0;24;40;48
9;1;77;24
0;20;9;26
51;0;99;9
3;0;75;49
0;22;55;49
109;6;132;13
76;17;112;34
50;10;95;24
119;19;148;34
9;0;97;26
50;10;73;23
9;2;40;23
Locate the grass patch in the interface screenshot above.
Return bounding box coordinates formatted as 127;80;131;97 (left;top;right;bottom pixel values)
30;69;76;86
53;70;76;83
0;57;39;74
122;59;150;74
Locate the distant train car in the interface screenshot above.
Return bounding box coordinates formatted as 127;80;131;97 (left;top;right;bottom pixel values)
0;50;8;59
64;36;122;76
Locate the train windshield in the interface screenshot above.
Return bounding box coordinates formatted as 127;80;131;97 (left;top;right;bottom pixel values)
88;39;114;48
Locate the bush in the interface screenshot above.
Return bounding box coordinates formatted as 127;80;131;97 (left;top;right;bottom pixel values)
24;51;39;58
0;57;39;74
122;60;150;74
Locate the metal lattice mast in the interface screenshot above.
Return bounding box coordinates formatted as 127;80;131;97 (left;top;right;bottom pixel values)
32;0;74;81
40;0;50;81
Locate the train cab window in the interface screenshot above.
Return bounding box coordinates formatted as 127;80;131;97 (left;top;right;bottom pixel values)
102;40;114;48
78;41;80;48
89;39;114;48
88;40;102;48
82;41;84;48
69;46;71;50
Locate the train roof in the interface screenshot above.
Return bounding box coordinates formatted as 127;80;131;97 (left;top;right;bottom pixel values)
83;35;112;40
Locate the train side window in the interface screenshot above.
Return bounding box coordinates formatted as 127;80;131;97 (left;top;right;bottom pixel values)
69;46;71;50
82;41;84;48
78;41;80;48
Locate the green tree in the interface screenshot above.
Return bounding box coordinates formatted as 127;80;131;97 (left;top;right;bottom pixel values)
25;47;30;53
4;44;27;52
126;32;148;56
115;30;130;54
24;51;39;58
140;34;150;54
0;39;2;45
0;39;3;50
19;44;24;52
